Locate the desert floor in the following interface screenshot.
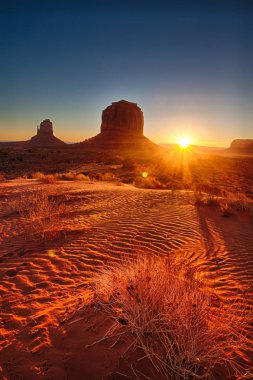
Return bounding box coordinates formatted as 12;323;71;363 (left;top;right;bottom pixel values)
0;179;253;379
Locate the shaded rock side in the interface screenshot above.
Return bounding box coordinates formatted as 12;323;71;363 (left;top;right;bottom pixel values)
85;100;150;145
230;139;253;153
101;100;144;138
28;119;65;146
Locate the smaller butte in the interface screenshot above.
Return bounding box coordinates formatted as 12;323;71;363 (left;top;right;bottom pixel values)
28;119;65;146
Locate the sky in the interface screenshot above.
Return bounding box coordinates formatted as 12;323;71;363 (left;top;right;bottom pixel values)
0;0;253;146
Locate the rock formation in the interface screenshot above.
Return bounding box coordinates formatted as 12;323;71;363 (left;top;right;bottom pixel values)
230;139;253;153
86;100;152;145
28;119;65;146
37;119;54;136
101;100;144;138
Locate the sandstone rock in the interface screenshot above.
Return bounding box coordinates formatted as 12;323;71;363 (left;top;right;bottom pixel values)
101;100;144;138
28;119;65;146
230;139;253;153
37;119;53;136
85;100;152;145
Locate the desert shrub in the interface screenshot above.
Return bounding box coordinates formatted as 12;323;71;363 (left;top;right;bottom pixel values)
225;192;252;212
57;172;76;181
194;189;253;220
33;171;90;183
194;183;225;197
193;189;204;204
220;202;233;217
40;174;57;184
13;188;67;237
133;175;164;189
91;254;252;379
133;176;152;189
56;172;90;181
97;172;117;181
32;171;45;180
75;173;90;181
193;190;220;207
32;172;57;184
113;180;123;186
206;194;219;206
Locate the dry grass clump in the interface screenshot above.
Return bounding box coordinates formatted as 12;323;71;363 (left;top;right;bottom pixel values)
32;171;57;184
32;171;44;180
133;175;164;189
74;173;90;181
13;187;68;237
32;171;90;182
97;172;117;181
224;191;252;212
56;171;90;181
220;203;233;217
193;190;220;207
194;189;253;219
92;254;252;379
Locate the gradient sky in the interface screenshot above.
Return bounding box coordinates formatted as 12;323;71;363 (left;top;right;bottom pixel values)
0;0;253;146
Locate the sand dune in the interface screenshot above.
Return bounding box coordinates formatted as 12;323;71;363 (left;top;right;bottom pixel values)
0;179;252;379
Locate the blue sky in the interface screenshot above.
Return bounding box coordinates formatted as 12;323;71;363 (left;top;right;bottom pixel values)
0;0;253;146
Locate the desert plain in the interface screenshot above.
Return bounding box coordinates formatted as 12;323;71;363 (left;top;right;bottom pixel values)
0;143;253;379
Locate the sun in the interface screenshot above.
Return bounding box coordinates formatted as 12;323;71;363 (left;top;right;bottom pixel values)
178;136;190;149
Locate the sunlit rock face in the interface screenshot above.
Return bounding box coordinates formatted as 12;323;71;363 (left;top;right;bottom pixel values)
28;119;65;146
230;139;253;153
101;100;144;138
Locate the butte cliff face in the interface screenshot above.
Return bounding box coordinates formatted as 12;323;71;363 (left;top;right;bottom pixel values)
101;100;144;138
28;119;65;146
230;139;253;153
86;100;150;145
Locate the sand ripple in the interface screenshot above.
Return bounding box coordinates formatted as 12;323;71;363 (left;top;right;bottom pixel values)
0;180;252;372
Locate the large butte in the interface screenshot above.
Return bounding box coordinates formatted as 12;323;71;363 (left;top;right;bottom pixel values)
86;100;154;145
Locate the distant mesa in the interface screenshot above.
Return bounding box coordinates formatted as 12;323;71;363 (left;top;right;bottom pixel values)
230;139;253;153
28;119;65;146
85;100;153;145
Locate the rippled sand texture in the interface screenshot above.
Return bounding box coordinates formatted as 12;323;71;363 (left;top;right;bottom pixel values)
0;179;252;379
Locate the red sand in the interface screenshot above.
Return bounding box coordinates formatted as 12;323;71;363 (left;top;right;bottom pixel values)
0;180;253;379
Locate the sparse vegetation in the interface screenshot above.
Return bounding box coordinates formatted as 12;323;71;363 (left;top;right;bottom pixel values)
220;203;233;217
13;187;68;237
194;189;253;218
96;172;117;181
32;171;90;182
32;171;57;184
56;172;90;181
133;175;163;189
91;254;252;379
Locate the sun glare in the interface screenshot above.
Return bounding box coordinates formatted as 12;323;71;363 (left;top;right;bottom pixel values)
178;137;190;149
